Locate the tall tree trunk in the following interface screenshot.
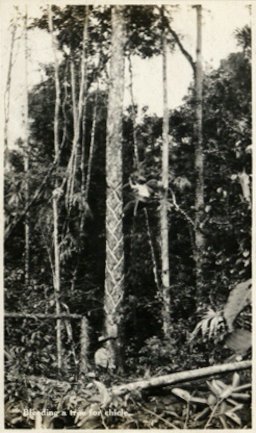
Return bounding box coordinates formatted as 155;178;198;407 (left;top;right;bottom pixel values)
69;8;90;293
160;6;171;337
104;6;126;370
52;191;61;374
24;7;30;287
67;8;89;208
194;5;205;299
84;84;98;201
66;57;78;208
128;53;139;167
48;5;62;374
78;6;89;191
80;316;90;376
4;20;17;170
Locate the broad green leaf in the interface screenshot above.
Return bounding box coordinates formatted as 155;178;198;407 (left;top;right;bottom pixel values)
228;403;244;413
220;385;234;399
194;407;210;421
219;414;229;429
223;279;251;331
207;379;223;397
214;380;226;390
207;393;217;406
224;328;251;354
230;392;250;401
171;387;191;402
225;411;242;426
189;396;208;405
234;383;251;392
93;380;111;407
232;372;240;388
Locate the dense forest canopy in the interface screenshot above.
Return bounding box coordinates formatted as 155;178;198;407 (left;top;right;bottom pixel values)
4;4;251;430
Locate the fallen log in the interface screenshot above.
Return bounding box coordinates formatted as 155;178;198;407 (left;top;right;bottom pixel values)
111;360;251;397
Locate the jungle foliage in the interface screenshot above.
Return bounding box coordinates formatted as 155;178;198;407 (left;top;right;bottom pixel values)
4;6;251;429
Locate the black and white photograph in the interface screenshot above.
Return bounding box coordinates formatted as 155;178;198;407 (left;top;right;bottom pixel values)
2;0;253;430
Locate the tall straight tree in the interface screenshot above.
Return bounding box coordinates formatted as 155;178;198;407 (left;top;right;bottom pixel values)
23;7;30;287
104;6;126;369
48;5;62;374
66;6;89;210
4;17;17;170
194;5;205;298
160;6;171;337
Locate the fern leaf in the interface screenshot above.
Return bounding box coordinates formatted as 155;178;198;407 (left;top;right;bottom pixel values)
223;280;251;332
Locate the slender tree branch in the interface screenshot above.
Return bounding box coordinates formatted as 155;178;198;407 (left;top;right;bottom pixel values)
156;5;195;74
60;63;69;149
169;26;195;73
143;208;161;292
166;22;195;74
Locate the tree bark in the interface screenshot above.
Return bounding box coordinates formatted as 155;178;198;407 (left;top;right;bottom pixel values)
104;6;126;369
194;5;205;299
66;57;78;208
80;316;90;375
48;5;62;375
24;8;30;287
111;360;251;397
144;208;161;292
128;53;139;166
84;85;98;201
69;8;90;293
4;19;17;170
66;8;89;208
78;7;89;183
160;6;171;337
